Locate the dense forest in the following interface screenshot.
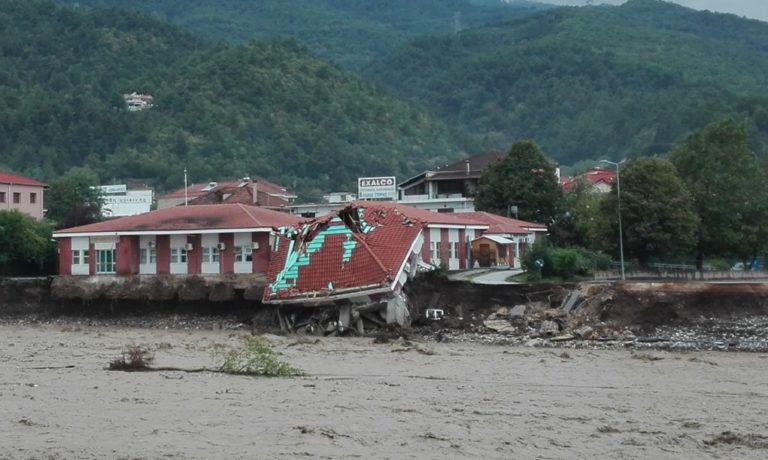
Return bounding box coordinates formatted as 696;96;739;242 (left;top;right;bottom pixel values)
6;0;768;199
59;0;548;70
364;0;768;164
0;0;469;199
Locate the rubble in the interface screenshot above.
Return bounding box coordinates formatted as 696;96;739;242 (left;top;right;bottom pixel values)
538;320;559;337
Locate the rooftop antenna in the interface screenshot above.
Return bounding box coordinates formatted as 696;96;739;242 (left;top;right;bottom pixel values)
184;167;188;206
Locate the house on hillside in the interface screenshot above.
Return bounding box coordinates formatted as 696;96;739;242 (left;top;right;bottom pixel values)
157;178;296;210
53;204;301;276
397;150;502;213
0;172;48;220
560;167;616;194
123;92;154;112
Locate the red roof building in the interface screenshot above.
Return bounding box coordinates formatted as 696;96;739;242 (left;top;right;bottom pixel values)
157;178;296;210
461;211;548;269
263;202;488;305
0;172;48;220
53;204;301;277
560;167;617;193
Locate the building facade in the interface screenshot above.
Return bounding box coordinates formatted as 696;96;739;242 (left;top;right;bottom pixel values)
0;172;48;220
463;211;548;268
53;204;301;276
397;151;502;213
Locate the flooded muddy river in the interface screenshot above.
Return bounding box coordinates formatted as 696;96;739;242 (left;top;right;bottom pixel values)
2;324;767;459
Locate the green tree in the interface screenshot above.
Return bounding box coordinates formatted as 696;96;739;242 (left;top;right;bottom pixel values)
475;140;563;224
601;156;698;267
0;210;56;276
670;119;768;268
550;177;608;248
47;167;103;229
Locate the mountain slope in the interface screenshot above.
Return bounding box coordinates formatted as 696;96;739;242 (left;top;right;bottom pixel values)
0;0;466;198
58;0;549;69
364;0;768;164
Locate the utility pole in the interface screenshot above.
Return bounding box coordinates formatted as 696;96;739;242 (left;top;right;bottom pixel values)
600;160;625;281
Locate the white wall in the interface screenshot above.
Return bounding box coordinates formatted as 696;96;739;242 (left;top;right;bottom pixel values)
234;233;253;274
170;234;188;274
429;228;441;265
201;233;220;274
139;235;157;275
448;229;460;270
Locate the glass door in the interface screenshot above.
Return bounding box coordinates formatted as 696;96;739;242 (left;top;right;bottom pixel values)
96;249;116;274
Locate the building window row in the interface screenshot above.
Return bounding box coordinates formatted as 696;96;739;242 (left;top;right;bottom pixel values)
0;191;36;204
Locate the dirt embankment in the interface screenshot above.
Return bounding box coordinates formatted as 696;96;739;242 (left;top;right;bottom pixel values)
583;282;768;330
4;276;768;338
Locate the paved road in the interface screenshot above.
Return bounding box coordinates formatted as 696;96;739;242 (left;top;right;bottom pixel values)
472;268;524;285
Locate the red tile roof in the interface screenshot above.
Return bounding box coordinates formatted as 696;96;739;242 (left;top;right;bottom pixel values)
0;172;48;187
561;168;616;192
160;178;295;207
348;201;487;227
264;204;423;302
462;211;547;234
53;204;301;235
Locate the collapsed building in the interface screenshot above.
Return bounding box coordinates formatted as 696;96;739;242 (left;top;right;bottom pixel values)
263;202;488;333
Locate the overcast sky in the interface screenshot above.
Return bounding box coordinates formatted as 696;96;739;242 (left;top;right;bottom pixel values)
541;1;768;22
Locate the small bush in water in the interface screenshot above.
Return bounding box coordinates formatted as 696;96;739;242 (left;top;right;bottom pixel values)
212;336;303;377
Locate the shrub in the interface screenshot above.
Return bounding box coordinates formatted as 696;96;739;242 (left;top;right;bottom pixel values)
212;336;303;377
108;344;154;371
551;248;588;280
521;240;554;279
583;250;612;271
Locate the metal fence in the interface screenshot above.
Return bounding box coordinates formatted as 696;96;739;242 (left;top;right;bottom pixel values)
594;269;768;281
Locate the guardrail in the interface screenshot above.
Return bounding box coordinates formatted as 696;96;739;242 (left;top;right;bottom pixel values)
595;269;768;281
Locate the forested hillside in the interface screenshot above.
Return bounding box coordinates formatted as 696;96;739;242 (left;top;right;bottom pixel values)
0;0;468;199
364;0;768;164
59;0;548;69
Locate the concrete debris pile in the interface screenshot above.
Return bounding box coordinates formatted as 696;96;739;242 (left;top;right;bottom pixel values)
432;297;768;352
276;294;411;336
476;303;636;343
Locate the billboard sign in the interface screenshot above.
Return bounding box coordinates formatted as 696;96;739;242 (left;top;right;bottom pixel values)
96;184;128;195
358;176;396;200
101;189;154;217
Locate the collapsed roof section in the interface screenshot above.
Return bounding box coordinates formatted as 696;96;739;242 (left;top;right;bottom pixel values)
263;203;424;305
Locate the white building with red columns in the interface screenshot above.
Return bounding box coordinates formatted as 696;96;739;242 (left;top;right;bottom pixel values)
52;204;301;276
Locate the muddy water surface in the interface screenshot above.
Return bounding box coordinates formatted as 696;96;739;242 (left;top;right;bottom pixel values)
1;325;767;459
